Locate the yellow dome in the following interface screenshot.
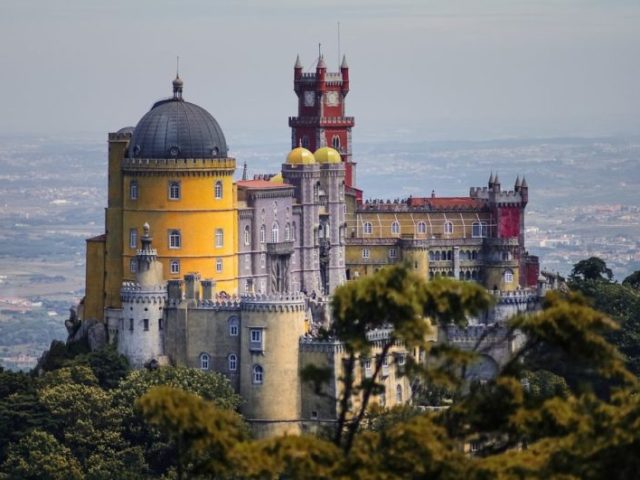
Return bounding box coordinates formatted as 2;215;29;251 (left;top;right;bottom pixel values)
314;147;342;164
270;172;283;183
286;147;315;165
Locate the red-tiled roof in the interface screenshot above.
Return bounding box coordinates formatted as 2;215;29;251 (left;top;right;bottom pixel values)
236;180;292;190
407;197;485;208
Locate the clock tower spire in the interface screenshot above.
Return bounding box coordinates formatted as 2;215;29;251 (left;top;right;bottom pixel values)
289;53;358;197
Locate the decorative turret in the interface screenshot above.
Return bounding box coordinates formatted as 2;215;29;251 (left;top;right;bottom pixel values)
294;54;303;80
520;177;528;203
488;172;495;188
514;175;521;192
118;223;167;368
493;173;501;192
316;54;327;93
340;55;350;94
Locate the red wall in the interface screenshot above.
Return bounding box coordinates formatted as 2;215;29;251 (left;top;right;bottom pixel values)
498;207;520;238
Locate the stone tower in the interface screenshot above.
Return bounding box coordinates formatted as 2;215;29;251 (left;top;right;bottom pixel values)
118;223;167;368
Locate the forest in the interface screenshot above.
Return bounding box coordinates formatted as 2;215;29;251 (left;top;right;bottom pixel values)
0;257;639;479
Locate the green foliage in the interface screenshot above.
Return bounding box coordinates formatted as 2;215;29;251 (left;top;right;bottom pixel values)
137;386;247;480
623;270;640;290
569;256;613;282
321;264;492;452
68;344;130;389
0;430;83;480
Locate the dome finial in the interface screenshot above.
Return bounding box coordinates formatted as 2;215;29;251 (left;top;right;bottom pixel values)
172;56;183;100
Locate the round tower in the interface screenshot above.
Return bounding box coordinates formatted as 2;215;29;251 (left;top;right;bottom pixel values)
238;292;307;438
118;223;167;368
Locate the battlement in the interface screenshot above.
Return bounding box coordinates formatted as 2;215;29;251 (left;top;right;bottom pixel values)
493;289;538;305
108;131;133;141
444;324;510;345
288;116;355;127
358;196;487;213
120;281;167;303
241;292;307;312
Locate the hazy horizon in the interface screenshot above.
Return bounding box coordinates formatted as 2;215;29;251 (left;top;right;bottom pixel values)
1;1;639;143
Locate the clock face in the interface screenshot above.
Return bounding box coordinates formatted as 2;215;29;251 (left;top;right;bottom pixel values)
303;91;315;107
325;91;340;106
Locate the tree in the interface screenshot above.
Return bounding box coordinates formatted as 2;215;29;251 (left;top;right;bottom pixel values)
68;345;130;389
569;256;613;282
622;270;640;290
0;430;83;480
137;386;247;480
305;263;492;453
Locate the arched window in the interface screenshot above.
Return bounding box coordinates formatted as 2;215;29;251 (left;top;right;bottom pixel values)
396;384;403;403
200;353;210;370
444;221;453;235
228;354;237;372
285;223;291;241
244;225;251;246
471;270;478;280
252;365;264;384
459;271;464;280
339;182;345;200
435;251;441;261
446;250;452;261
417;222;427;234
429;251;435;261
472;251;478;260
332;135;341;149
129;180;138;200
504;269;514;284
169;230;181;249
313;182;320;203
216;258;223;272
271;222;279;243
170;260;180;274
465;271;471;280
302;136;309;148
228;316;239;336
260;225;266;244
391;221;400;235
363;222;373;234
215;228;224;248
214;180;223;199
130;258;137;273
129;228;137;249
291;222;296;241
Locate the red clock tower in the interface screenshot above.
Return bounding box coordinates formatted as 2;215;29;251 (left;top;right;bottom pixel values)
289;54;358;191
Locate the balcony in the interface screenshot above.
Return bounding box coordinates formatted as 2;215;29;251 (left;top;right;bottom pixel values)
266;241;294;256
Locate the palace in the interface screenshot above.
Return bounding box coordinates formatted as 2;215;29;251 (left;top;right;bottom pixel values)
79;54;541;436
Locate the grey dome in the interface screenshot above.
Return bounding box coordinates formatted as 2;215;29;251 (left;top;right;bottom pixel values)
129;91;227;159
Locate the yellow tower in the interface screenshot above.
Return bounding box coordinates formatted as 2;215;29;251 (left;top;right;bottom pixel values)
84;76;238;320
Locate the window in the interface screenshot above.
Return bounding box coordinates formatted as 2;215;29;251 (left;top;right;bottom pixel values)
391;221;400;235
388;248;397;259
271;222;279;243
215;228;224;248
216;258;223;272
130;258;137;273
169;181;180;200
472;222;488;238
332;135;341;149
291;222;296;241
397;354;406;366
504;269;514;284
444;221;453;235
170;260;180;274
396;384;403;403
200;353;210;370
129;180;138;200
159;318;163;331
251;329;262;343
244;225;251;246
143;319;149;331
302;135;309;148
169;230;181;249
129;318;134;331
417;221;427;234
364;359;372;370
363;222;372;234
285;223;291;241
252;365;264;384
362;248;370;259
129;228;137;249
228;354;237;371
260;225;266;244
214;180;223;199
228;317;239;336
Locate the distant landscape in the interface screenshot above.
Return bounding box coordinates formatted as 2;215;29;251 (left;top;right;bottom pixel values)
1;134;639;369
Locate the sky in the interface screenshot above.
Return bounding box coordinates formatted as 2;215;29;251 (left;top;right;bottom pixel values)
1;0;639;145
